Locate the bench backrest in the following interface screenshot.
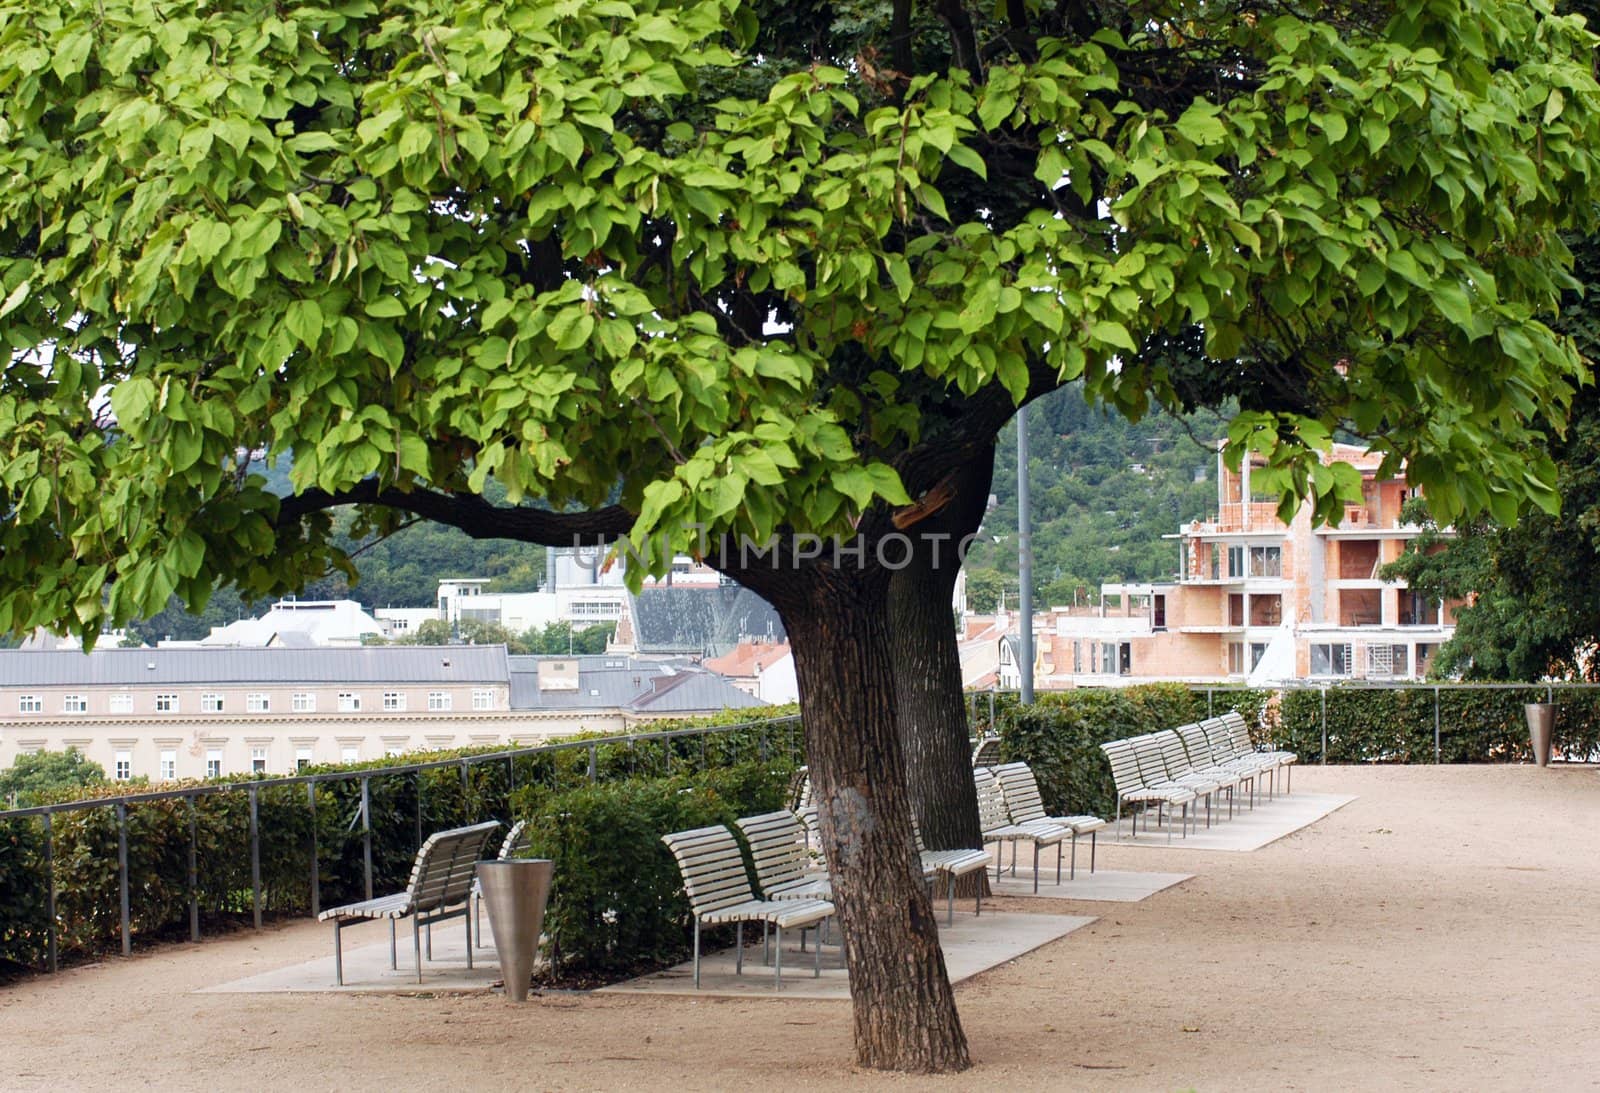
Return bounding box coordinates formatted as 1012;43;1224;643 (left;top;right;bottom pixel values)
1099;739;1147;795
1159;730;1196;779
661;825;757;915
1223;714;1257;754
1177;724;1217;767
1128;734;1174;786
973;767;1014;833
495;819;531;861
992;763;1047;824
1198;718;1238;762
971;737;1003;767
734;811;811;897
408;820;501;913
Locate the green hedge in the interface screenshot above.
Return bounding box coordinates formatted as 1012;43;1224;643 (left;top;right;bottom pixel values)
996;683;1207;819
1277;686;1600;763
514;760;793;980
0;714;803;975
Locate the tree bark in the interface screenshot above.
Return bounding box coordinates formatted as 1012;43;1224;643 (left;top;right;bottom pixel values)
888;451;994;885
778;566;971;1073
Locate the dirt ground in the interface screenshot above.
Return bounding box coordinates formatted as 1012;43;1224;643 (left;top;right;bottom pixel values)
3;764;1597;1092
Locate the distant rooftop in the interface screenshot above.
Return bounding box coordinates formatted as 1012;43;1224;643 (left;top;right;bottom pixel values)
0;645;509;687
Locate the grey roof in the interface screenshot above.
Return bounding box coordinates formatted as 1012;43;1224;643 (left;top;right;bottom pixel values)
0;645;510;687
629;587;785;657
506;654;766;713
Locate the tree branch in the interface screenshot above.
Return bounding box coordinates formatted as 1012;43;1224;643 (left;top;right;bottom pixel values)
274;481;634;546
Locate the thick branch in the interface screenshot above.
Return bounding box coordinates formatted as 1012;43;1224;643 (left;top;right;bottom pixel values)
274;482;633;546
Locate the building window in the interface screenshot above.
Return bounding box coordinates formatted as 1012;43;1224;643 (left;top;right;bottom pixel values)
383;691;406;712
159;749;177;780
1250;642;1267;670
246;693;270;713
292;692;315;712
156;694;179;713
1367;644;1410;678
1401;593;1441;627
250;746;267;773
338;692;361;712
1227;642;1246;675
114;750;132;781
1227;545;1246;578
109;693;133;714
1310;643;1353;677
60;694;87;714
1100;643;1117;674
341;745;359;764
472;689;493;711
1249;594;1282;627
1152;595;1167;631
1072;641;1082;675
428;691;452;712
201;693;224;713
1249;545;1282;578
1228;594;1245;627
205;748;223;778
18;695;41;713
295;746;312;772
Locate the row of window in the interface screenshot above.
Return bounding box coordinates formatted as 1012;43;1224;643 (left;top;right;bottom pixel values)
1208;544;1284;580
15;690;497;715
109;743;374;781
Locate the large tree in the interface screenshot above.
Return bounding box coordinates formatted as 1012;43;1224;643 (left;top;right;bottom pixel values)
3;0;1598;1072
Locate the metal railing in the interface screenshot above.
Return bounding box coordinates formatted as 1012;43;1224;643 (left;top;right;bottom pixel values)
3;714;802;973
966;681;1600;765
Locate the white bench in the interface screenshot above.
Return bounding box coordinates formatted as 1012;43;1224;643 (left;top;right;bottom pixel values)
991;762;1106;878
319;820;500;985
662;824;834;989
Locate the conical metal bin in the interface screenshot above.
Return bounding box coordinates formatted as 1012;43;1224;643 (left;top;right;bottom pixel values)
476;859;554;1002
1524;703;1555;767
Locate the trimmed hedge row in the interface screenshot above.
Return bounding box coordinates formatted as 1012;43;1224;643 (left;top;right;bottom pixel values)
0;716;800;975
1276;687;1600;763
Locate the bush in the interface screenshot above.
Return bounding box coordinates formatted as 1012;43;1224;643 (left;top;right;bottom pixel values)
998;684;1206;819
515;760;793;980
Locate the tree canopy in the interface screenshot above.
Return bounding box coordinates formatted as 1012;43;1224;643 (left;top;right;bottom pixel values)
2;0;1597;642
0;748;106;808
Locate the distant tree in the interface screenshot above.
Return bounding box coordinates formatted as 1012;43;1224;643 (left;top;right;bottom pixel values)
962;568;1006;614
399;619;454;646
520;621;616;655
1;748;106;808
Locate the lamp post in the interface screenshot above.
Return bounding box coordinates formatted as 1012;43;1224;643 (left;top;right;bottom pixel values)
1016;405;1034;704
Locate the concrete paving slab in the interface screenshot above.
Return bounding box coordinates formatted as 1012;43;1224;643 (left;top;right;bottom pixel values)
598;911;1095;1000
1110;791;1356;851
200;917;508;995
990;868;1193;902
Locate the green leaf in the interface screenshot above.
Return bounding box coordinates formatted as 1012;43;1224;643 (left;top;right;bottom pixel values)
1175;103;1226;146
365;296;406;318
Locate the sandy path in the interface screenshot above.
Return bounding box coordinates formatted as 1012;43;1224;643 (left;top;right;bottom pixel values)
3;765;1597;1091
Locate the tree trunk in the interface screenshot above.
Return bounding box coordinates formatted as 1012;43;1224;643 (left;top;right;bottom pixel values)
781;568;971;1073
888;450;994;884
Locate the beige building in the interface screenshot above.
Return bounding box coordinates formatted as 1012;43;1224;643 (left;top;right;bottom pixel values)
0;646;766;781
1007;444;1457;686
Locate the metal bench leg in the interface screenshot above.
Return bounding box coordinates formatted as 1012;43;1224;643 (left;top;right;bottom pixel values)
774;925;784;990
1089;831;1097;874
465;913;473;971
426;922;432;961
414;917;422;984
389;919;397;970
736;921;744;976
334;922;344;986
1068;834;1076;881
946;873;956;927
814;925;823;978
693;920;702;989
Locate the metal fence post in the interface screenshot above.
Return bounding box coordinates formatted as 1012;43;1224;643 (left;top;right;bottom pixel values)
415;770;424;851
248;786;262;930
460;760;471;822
43;812;57;974
361;777;373;902
987;689;996;731
187;797;200;942
586;743;598;782
1440;688;1452;764
506;755;515;818
1320;687;1328;765
307;783;320;918
1207;688;1214;717
116;802;131;957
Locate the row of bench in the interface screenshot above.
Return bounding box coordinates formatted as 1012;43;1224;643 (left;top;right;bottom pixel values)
1099;712;1296;841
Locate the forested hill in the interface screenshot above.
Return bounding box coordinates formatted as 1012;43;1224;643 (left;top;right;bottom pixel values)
128;385;1225;641
961;383;1230;613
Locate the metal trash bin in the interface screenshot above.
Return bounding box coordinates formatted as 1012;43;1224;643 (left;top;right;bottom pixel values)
1524;703;1555;767
476;859;554;1001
